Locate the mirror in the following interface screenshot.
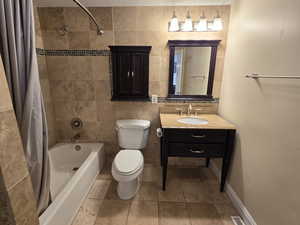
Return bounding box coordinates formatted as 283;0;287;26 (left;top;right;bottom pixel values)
168;40;220;100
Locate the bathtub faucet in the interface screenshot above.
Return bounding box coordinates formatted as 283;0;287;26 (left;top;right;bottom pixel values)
71;133;81;142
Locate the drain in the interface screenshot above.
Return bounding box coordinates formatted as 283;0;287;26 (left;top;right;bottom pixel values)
74;145;81;151
72;167;79;171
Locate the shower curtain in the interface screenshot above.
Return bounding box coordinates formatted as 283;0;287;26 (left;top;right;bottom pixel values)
0;0;50;214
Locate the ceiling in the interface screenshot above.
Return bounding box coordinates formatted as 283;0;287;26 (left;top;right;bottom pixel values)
38;0;231;7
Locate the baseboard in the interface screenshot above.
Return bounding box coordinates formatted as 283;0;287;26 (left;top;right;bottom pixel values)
210;162;258;225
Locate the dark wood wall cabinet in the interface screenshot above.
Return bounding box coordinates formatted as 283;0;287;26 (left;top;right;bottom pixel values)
109;46;152;101
160;128;236;192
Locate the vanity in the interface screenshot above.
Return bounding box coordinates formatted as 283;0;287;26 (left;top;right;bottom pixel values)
159;40;235;192
160;113;236;192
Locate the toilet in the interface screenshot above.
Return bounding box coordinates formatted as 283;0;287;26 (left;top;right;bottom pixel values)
112;119;150;200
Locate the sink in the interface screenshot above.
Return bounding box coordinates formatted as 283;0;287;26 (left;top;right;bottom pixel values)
177;117;208;125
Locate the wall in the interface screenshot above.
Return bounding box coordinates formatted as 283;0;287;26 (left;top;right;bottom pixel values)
37;6;230;164
219;0;300;224
0;54;39;224
34;3;58;148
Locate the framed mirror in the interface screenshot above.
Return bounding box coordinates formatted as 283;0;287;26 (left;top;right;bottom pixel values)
168;40;220;100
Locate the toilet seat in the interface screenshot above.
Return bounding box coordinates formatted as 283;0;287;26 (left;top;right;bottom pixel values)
113;150;143;176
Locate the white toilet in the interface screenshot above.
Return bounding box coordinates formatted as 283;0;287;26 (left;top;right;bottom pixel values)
112;119;150;200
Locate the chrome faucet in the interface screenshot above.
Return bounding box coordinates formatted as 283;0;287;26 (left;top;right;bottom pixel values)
71;133;81;142
187;104;193;116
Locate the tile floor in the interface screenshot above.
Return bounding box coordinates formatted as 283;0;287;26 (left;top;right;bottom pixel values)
71;160;239;225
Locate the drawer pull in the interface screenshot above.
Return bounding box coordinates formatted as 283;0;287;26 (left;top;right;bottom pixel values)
191;135;206;138
189;149;205;154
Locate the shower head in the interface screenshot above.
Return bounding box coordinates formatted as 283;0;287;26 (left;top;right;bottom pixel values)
72;0;104;36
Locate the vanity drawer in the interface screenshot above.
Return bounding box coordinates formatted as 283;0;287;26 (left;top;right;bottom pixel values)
168;143;225;157
164;129;227;143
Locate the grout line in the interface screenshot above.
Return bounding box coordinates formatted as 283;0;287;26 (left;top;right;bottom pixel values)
157;198;162;225
6;173;29;192
124;197;132;225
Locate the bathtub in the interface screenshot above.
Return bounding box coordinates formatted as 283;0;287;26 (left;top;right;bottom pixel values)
39;143;105;225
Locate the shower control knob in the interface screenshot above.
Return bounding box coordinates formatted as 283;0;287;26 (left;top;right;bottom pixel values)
71;118;83;130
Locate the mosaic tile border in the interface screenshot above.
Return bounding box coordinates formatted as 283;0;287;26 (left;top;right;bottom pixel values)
36;48;110;56
158;97;219;103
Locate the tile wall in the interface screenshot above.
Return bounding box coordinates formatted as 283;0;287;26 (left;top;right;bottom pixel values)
37;6;230;164
35;4;58;148
0;55;39;224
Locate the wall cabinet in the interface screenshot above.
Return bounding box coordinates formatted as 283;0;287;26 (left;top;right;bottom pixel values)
109;46;151;101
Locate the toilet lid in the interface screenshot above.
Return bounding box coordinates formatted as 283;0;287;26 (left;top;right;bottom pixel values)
114;150;143;175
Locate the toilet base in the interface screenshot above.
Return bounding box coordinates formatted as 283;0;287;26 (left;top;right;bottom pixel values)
117;176;142;200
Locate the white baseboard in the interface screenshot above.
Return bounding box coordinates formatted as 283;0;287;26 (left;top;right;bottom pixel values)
210;162;257;225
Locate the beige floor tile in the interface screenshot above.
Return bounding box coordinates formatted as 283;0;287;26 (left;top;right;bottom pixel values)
187;203;223;225
72;198;102;225
88;180;111;200
200;168;219;184
182;182;213;203
206;182;231;204
134;182;159;201
95;200;130;225
214;203;239;225
214;203;239;216
142;164;160;183
104;181;132;202
221;219;235;225
158;180;185;202
170;167;206;182
128;201;159;225
158;202;190;225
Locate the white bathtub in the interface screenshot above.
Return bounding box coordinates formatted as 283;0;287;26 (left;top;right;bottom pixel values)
39;143;105;225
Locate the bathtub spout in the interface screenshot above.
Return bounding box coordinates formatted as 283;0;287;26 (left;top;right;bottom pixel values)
71;133;81;142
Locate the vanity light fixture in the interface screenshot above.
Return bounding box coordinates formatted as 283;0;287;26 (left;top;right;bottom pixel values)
168;10;223;32
196;12;208;31
183;11;193;32
213;11;223;31
168;11;180;32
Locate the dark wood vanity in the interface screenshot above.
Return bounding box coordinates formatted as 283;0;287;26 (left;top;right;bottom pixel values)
160;113;236;192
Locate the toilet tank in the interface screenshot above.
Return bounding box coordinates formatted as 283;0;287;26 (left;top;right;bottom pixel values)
116;120;151;149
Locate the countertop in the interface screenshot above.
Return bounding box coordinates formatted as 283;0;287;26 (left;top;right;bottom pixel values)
160;113;236;130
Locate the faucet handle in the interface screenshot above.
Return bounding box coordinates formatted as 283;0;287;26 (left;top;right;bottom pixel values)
194;108;203;117
175;108;183;116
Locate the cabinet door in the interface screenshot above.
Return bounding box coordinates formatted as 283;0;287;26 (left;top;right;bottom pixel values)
131;53;149;98
114;53;132;97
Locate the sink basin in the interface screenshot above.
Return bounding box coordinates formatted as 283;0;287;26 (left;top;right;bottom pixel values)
177;117;208;125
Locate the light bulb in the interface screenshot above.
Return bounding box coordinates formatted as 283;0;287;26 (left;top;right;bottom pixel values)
213;17;223;31
183;11;193;32
169;11;179;32
196;17;207;31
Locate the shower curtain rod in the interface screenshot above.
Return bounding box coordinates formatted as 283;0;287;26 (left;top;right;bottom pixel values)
72;0;104;35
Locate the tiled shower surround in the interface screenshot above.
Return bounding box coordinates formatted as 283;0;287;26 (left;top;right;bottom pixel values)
37;6;230;164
